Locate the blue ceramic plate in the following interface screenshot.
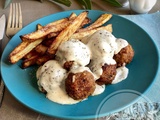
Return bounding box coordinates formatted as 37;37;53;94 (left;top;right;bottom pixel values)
1;10;159;119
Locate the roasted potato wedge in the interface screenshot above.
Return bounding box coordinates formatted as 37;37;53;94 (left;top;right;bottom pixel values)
71;24;112;40
47;11;88;55
23;50;39;59
77;14;112;32
36;55;53;65
21;18;69;41
35;44;47;55
9;39;43;63
22;54;39;68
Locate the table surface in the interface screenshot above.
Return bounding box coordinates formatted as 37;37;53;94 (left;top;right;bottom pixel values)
0;0;160;120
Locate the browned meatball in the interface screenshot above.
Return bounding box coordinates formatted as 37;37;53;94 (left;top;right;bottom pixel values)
96;64;117;85
63;61;74;71
113;44;134;67
65;70;96;100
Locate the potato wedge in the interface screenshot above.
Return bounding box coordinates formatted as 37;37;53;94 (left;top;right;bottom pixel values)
71;24;112;40
22;54;39;68
35;44;47;55
46;18;91;39
37;24;43;30
47;11;88;55
42;38;55;47
77;14;112;32
36;55;53;65
9;39;43;63
47;32;59;39
22;12;90;41
21;18;69;41
69;12;77;19
23;50;38;59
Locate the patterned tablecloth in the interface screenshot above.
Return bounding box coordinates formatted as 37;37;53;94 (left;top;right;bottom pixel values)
103;12;160;120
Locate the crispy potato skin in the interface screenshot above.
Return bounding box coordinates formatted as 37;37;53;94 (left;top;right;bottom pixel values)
113;44;134;67
96;64;117;85
47;11;88;55
65;70;96;100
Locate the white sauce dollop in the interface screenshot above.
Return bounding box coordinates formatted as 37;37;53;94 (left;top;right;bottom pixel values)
115;38;128;54
112;66;129;84
87;30;117;59
87;30;128;79
92;84;105;96
56;39;91;66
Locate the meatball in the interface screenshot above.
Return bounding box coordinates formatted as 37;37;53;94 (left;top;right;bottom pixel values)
63;61;74;71
113;44;134;67
65;70;96;100
55;39;91;67
96;64;117;85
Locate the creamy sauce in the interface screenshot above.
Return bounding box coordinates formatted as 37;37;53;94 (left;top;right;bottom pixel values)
87;30;128;79
112;66;129;84
70;65;92;74
92;84;105;96
114;38;128;54
37;60;80;104
37;30;130;105
56;39;91;66
37;60;67;90
87;30;116;59
46;82;80;104
88;58;116;79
